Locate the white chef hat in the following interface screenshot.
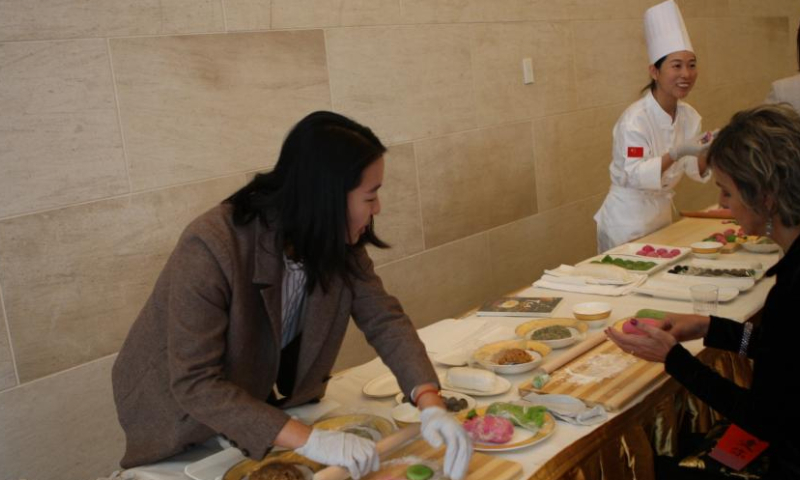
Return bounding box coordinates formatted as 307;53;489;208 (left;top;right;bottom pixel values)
644;0;694;64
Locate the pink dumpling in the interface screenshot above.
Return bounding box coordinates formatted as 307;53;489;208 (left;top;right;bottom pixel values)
641;245;655;252
645;251;659;257
669;249;681;257
463;415;515;444
622;317;662;335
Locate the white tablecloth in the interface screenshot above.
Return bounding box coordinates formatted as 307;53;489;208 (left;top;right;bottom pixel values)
125;247;778;480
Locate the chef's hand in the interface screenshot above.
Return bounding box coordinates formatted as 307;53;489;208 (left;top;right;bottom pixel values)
669;130;715;160
605;320;677;363
420;406;473;480
294;428;379;479
661;313;711;342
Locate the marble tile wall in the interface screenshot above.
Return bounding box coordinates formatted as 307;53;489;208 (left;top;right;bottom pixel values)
0;355;124;480
0;2;798;476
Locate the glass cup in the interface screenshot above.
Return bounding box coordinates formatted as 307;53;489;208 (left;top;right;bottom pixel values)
690;284;719;315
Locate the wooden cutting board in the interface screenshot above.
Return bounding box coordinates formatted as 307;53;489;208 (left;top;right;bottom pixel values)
518;338;667;411
360;438;523;480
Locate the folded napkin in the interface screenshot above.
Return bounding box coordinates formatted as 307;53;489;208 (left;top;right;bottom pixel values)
521;392;608;426
533;265;646;296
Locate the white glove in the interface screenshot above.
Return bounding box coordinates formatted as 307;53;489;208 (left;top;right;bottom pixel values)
669;130;714;160
294;428;379;479
419;407;473;480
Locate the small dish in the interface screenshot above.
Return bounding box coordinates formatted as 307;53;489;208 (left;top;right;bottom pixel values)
472;339;551;375
394;390;476;412
391;402;421;427
741;240;780;253
527;326;581;349
690;241;724;255
362;372;400;398
572;302;612;328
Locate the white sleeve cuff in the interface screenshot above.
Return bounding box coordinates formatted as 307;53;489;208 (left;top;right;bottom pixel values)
682;156;711;183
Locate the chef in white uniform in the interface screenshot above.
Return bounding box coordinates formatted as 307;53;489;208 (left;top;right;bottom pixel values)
594;0;713;253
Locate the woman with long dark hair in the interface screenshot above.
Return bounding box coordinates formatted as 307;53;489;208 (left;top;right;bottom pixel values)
112;111;472;479
607;104;800;478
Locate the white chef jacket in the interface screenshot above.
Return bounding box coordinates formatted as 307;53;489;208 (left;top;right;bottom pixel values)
594;91;710;253
765;73;800;114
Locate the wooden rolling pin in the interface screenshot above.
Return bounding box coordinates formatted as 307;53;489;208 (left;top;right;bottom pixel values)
313;424;421;480
539;330;607;374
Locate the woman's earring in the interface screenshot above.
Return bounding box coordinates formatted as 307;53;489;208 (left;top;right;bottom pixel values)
766;217;774;237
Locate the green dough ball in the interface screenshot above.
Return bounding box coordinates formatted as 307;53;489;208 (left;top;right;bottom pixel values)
406;464;434;480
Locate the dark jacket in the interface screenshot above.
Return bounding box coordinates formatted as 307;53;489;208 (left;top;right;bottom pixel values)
112;204;437;468
666;235;800;478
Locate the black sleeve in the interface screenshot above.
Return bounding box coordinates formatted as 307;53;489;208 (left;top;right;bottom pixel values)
664;344;778;441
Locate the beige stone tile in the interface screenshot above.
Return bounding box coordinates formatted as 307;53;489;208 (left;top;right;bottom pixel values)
381;234;493;327
326;25;475;144
0;39;128;219
0;291;16;392
367;143;424;266
0;176;244;382
673;0;729;18
416;123;537;248
399;0;571;23
488;194;605;296
572;20;650;109
111;30;331;192
470;22;577;126
692;80;773;133
705;17;790;87
223;0;272;31
533;104;623;212
0;0;224;41
272;0;401;28
672;175;719;218
570;0;644;20
335;233;493;371
0;355;124;480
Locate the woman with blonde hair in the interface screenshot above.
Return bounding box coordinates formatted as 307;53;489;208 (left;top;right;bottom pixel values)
607;104;800;478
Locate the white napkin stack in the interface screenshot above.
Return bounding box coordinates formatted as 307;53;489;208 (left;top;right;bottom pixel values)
533;264;646;296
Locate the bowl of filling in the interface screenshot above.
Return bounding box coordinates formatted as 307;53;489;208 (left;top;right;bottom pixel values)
526;324;580;349
472;339;551;375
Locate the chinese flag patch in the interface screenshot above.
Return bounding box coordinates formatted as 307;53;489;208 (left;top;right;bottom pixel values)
627;146;644;158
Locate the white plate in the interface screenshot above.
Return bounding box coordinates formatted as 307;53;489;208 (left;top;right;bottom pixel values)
580;253;670;275
441;374;512;396
433;350;470;367
184;448;245;480
459;408;557;452
527;326;581;349
362;372;401;398
475;351;543;375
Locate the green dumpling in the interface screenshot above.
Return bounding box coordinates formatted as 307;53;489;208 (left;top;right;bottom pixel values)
406;464;434;480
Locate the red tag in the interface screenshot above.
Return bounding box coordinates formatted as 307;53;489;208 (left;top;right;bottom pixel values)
627;146;644;158
709;424;769;471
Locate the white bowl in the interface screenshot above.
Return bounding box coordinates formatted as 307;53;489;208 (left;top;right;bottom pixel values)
527;326;580;349
690;241;724;254
572;302;612;328
475;350;543;375
741;241;780;254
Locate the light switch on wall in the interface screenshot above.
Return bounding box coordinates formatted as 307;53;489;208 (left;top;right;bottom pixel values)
522;58;534;84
